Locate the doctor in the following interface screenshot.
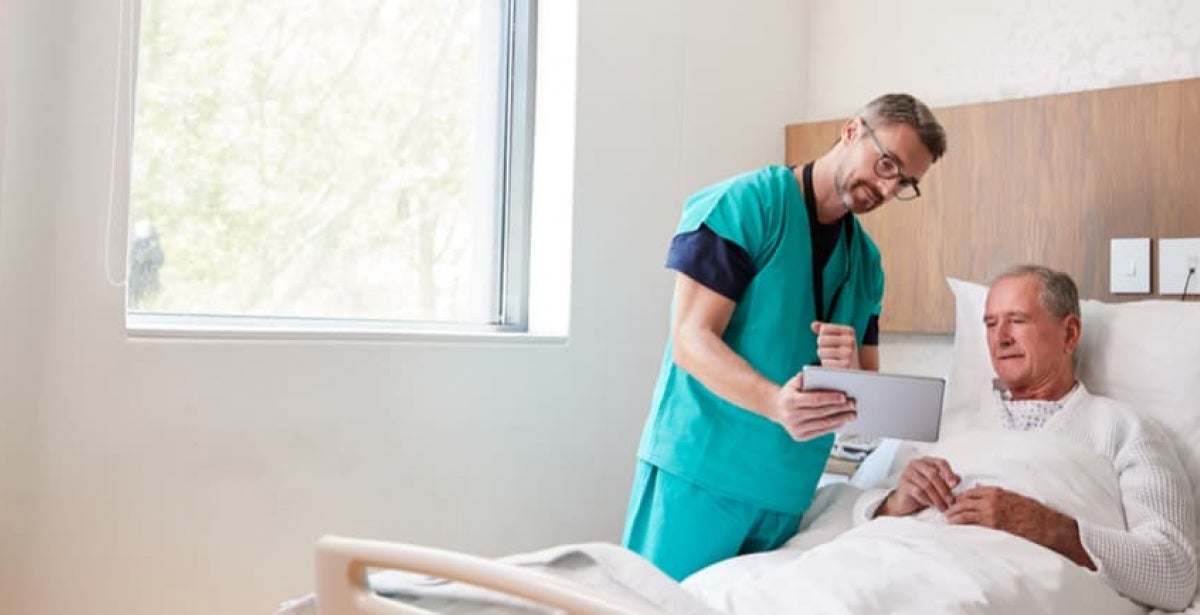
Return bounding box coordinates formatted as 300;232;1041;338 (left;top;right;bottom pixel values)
623;93;947;580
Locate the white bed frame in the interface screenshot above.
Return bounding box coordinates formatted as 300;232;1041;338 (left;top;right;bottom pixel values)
314;535;672;615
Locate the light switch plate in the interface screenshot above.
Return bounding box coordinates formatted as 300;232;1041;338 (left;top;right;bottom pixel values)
1110;238;1150;294
1158;238;1200;295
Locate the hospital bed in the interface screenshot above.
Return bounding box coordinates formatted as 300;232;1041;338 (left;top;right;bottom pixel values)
278;279;1200;615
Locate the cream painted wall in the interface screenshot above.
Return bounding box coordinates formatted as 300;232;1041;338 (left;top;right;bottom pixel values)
0;1;61;611
0;1;807;614
11;2;1195;614
808;0;1200;377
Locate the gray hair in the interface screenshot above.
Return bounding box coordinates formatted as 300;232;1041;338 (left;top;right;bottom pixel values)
991;264;1081;320
858;93;947;162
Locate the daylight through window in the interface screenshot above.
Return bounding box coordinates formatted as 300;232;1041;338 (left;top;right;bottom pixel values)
127;0;535;334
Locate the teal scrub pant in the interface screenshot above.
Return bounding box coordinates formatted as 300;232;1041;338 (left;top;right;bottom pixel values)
621;460;802;581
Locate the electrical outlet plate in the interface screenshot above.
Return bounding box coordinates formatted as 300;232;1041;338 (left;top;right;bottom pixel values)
1109;238;1150;294
1158;238;1200;295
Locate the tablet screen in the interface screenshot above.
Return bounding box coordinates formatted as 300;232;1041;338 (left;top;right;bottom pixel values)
802;366;944;442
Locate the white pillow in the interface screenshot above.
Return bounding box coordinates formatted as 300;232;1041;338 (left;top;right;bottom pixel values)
941;278;998;437
944;277;1200;536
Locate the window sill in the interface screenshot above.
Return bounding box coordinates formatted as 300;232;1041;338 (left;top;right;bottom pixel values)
126;314;568;345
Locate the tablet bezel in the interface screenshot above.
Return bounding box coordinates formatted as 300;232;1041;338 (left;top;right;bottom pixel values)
801;365;945;442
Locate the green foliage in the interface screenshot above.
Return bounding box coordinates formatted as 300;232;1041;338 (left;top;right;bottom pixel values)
129;0;491;321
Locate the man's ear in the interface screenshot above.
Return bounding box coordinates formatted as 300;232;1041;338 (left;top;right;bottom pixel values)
839;116;862;145
1063;313;1082;354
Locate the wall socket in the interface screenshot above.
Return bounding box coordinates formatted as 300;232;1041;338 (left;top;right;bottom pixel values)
1157;238;1200;295
1110;238;1150;294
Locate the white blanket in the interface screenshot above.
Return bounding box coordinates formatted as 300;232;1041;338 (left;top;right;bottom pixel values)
278;431;1162;614
683;430;1147;615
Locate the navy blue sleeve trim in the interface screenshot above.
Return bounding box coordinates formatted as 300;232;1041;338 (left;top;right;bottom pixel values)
665;225;756;302
862;314;880;346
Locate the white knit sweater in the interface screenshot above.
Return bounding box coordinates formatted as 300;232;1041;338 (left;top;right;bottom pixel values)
854;384;1198;611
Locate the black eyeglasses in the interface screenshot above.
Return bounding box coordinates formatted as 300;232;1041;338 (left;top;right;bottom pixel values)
859;117;921;201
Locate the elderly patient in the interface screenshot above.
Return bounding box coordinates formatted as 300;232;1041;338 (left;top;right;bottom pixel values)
858;265;1198;611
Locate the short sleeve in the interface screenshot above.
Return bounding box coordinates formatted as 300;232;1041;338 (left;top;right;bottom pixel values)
666;225;756;302
862;314;880;346
674;167;786;268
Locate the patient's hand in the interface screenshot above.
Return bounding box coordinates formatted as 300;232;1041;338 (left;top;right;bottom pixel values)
876;457;961;517
945;486;1096;570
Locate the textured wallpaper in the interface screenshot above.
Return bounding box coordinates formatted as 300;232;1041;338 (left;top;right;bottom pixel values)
804;0;1200;119
803;0;1200;372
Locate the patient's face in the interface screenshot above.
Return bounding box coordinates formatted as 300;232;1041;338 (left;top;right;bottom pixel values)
983;275;1077;399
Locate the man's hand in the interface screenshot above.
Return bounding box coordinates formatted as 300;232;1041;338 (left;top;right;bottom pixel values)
946;486;1096;570
770;373;857;441
876;457;961;517
812;321;860;369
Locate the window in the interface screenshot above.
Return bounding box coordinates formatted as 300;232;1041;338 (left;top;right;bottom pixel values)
127;0;536;335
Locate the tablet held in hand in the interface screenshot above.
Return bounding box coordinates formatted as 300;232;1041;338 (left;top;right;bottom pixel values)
803;366;944;442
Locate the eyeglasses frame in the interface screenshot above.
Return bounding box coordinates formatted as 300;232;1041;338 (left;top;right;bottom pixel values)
858;117;921;201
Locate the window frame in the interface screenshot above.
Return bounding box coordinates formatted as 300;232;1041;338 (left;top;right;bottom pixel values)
124;0;540;340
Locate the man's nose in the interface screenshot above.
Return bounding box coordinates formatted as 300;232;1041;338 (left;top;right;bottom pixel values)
996;323;1014;344
877;176;902;200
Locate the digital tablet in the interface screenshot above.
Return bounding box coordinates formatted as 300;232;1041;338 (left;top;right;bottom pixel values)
802;365;944;442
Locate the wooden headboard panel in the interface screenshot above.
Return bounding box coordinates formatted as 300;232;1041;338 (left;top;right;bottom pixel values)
785;78;1200;333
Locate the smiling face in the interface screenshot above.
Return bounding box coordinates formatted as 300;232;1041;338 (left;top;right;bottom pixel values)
983;274;1081;400
833;118;934;215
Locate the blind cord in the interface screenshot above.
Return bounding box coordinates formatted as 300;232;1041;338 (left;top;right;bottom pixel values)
103;0;131;289
1183;267;1196;302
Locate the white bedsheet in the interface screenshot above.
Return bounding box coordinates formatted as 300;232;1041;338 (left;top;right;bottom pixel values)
282;430;1176;614
682;430;1146;615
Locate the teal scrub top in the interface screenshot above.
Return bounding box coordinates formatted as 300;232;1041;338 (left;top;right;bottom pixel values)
638;164;884;515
